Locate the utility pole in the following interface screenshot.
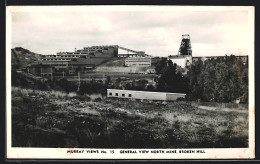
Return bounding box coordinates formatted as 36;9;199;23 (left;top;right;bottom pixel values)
51;68;53;81
77;71;80;92
40;67;44;82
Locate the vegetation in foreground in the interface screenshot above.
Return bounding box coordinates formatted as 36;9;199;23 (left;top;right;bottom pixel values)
12;87;248;148
155;55;248;103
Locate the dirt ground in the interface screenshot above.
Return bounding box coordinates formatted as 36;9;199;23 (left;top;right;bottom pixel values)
11;87;248;148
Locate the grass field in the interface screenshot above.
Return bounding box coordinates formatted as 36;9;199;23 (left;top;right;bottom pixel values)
11;87;248;148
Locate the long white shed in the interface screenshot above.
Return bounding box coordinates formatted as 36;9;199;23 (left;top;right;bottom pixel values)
107;89;186;101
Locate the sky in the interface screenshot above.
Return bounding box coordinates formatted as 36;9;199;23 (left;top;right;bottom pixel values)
10;6;251;57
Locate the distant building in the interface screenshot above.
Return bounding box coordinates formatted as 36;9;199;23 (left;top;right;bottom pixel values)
42;45;147;62
30;61;69;70
178;34;192;56
151;57;162;66
168;55;192;68
118;54;130;58
125;57;152;67
42;45;118;62
238;56;248;65
107;89;186;101
27;63;53;78
117;45;146;57
168;34;193;68
68;58;96;74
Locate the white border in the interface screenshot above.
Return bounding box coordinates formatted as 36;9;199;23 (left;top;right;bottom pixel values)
6;5;255;159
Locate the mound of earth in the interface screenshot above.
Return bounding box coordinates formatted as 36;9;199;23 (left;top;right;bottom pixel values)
11;47;42;69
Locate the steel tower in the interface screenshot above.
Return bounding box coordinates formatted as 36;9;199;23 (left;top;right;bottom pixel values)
178;34;192;56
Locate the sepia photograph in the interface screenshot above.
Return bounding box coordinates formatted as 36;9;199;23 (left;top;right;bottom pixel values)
6;5;255;159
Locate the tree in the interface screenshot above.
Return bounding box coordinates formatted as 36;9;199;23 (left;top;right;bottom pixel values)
57;78;77;93
155;58;168;75
187;58;203;101
125;83;133;90
105;76;111;86
78;81;91;95
146;84;155;91
135;79;148;91
155;59;187;93
187;55;249;103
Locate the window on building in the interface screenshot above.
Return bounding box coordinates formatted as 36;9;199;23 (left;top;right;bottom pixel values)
109;93;112;96
122;94;125;97
128;94;132;97
116;93;118;96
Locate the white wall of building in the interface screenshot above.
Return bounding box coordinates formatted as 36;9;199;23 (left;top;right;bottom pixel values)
107;89;186;101
168;56;192;68
125;57;151;67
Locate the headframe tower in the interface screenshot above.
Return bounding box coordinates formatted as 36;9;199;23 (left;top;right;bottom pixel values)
178;34;192;56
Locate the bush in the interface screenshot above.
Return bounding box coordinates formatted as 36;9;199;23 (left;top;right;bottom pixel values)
176;97;186;101
56;78;77;93
78;80;107;95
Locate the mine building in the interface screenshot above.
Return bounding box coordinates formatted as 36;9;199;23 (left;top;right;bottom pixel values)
42;45;147;62
38;45;148;73
117;46;146;57
168;55;192;68
27;63;53;79
42;45;117;62
151;57;162;66
238;56;248;64
107;89;186;101
68;58;96;74
168;34;193;68
168;34;248;69
178;34;192;56
125;57;152;67
29;60;69;70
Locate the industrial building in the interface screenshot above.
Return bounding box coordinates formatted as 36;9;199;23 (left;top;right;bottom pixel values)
168;55;192;68
27;63;53;79
125;57;152;67
68;58;96;74
117;46;146;57
29;61;69;70
178;34;192;56
107;89;186;101
27;45;149;76
168;34;193;68
42;45;146;62
42;46;117;62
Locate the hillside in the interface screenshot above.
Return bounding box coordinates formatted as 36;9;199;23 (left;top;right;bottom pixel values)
11;47;42;69
98;58;126;67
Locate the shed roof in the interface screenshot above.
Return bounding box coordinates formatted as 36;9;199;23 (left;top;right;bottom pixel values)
107;89;186;95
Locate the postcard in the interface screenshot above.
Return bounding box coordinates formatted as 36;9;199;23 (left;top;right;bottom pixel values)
6;5;255;159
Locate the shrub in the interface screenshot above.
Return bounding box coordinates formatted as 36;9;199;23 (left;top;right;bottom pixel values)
56;78;77;93
176;97;186;101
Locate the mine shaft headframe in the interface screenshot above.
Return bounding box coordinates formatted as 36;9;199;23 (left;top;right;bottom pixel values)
178;34;192;56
